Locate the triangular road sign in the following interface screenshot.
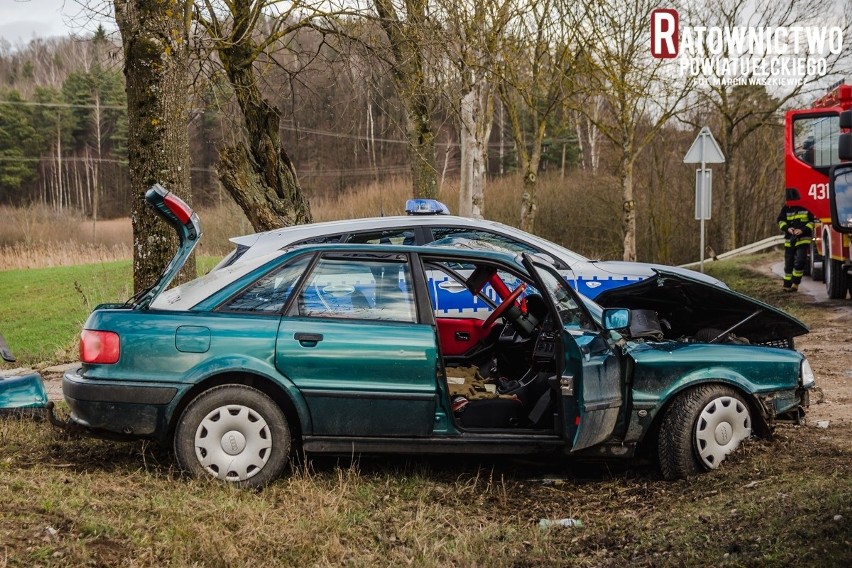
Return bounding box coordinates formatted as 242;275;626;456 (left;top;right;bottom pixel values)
683;126;725;164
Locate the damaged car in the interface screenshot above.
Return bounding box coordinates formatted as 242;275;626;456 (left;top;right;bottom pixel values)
59;186;815;487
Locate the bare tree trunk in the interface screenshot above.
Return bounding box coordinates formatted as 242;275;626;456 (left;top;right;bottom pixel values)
216;54;312;231
459;91;474;217
92;93;102;238
368;102;379;185
441;137;452;192
621;153;636;262
115;0;194;293
458;77;493;219
575;120;586;171
73;158;83;213
403;100;438;199
519;171;538;232
721;129;737;251
374;0;438;199
194;1;312;232
55;114;62;212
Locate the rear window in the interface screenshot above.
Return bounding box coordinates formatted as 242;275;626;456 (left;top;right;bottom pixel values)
151;251;286;311
219;256;311;314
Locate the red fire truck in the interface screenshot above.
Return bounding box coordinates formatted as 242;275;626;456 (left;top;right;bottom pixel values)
784;80;852;299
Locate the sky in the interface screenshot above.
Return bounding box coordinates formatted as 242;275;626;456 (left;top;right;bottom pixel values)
0;0;101;44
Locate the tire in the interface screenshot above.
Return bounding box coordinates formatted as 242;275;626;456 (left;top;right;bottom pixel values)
809;240;823;281
174;385;291;488
824;238;848;299
658;385;752;480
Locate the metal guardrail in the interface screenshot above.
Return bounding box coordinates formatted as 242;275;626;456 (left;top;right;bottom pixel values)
680;235;785;269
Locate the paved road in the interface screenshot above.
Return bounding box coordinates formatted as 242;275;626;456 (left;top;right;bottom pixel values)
771;261;844;301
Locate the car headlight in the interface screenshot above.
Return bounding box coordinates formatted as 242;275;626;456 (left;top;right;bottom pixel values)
800;358;816;388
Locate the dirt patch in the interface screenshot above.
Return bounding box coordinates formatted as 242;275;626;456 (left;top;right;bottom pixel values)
753;255;852;438
796;305;852;437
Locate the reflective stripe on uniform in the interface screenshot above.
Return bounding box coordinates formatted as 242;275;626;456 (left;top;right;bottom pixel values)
785;212;811;222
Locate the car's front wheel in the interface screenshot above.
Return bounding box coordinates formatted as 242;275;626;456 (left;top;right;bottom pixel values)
658;385;752;480
174;385;291;488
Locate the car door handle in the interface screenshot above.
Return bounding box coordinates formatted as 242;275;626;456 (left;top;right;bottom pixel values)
294;332;323;346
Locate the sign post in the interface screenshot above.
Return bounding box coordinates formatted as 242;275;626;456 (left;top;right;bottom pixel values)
684;127;725;272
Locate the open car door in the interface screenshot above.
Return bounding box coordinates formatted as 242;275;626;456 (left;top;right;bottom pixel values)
522;254;623;452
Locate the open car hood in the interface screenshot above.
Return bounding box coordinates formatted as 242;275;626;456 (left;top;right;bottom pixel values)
594;269;808;345
132;184;201;310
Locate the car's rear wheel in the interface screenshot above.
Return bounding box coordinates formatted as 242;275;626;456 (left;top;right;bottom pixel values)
658;385;752;480
174;385;291;488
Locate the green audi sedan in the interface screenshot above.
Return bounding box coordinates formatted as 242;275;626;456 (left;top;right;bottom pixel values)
63;186;815;487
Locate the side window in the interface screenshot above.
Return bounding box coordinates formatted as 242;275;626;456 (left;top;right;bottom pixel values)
346;229;416;245
427;262;539;319
220;256;310;313
294;234;343;245
428;227;539;255
428;265;488;318
296;256;416;322
793;115;839;167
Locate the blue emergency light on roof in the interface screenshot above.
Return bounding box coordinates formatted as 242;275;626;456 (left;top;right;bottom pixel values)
405;199;451;215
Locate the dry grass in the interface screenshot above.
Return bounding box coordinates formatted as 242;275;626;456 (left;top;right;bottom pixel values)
1;173;630;272
0;242;131;270
0;204;252;270
309;172;625;260
0;415;849;567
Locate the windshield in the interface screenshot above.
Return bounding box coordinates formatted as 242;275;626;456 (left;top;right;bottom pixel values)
491;221;591;263
533;261;594;329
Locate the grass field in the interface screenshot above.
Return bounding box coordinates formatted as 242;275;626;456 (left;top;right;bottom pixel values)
1;252;850;566
0;258;220;366
0;400;849;566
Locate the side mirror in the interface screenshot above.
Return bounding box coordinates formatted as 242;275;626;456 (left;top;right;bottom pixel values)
829;164;852;234
602;308;631;331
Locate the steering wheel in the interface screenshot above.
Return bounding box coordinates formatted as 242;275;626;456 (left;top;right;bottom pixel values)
481;283;527;329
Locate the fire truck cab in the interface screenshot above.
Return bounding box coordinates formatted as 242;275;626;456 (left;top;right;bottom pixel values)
785;81;852;299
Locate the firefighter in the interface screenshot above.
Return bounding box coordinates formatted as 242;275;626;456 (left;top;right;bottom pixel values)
777;203;815;292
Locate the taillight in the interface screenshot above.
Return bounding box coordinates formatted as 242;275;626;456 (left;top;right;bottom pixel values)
164;193;192;224
80;330;120;364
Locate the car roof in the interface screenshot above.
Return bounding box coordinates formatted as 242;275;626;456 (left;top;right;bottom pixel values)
226;214;592;266
295;242;529;265
228;215;486;246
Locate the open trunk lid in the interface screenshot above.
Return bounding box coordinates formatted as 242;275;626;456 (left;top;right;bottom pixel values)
131;184;202;310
